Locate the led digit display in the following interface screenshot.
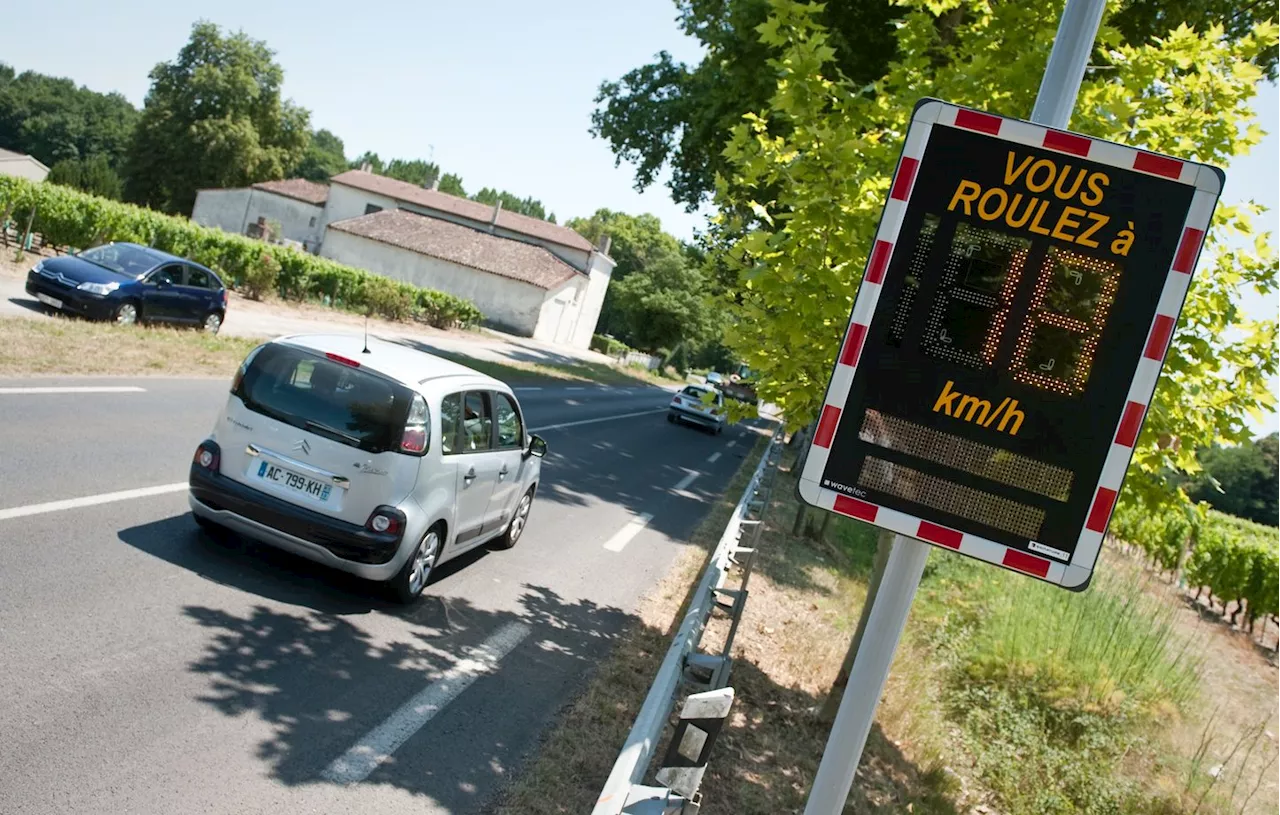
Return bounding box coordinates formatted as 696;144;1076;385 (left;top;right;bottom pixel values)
798;103;1219;589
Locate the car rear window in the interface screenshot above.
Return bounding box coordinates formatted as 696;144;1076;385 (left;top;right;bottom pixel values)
234;344;414;454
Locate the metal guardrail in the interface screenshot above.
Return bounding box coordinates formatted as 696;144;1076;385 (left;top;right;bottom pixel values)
593;425;785;815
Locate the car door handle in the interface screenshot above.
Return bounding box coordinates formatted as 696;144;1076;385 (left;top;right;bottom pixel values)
463;467;477;483
498;464;509;480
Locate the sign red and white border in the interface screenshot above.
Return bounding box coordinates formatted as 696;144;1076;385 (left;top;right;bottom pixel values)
797;99;1222;589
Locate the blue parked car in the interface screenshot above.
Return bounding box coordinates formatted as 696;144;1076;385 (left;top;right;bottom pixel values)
25;242;228;333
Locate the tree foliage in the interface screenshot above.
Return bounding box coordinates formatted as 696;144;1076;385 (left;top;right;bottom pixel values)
124;21;310;213
593;0;1279;209
0;63;138;171
715;0;1278;511
47;154;123;200
1186;432;1279;525
292;128;347;181
568;208;727;365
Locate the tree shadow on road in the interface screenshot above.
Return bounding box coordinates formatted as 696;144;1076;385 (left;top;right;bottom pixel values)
179;583;629;811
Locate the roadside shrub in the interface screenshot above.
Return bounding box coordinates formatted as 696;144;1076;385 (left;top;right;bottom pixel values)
242;252;280;301
0;176;482;328
591;333;630;356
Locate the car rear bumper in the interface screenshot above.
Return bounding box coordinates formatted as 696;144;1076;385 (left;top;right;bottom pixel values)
25;274;116;319
188;464;408;581
669;405;724;427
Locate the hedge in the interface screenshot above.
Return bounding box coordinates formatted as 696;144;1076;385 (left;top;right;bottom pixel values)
1110;501;1278;632
0;177;483;329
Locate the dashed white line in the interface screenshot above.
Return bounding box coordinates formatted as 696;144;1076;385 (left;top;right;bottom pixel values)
0;482;188;521
726;440;737;449
707;452;722;464
529;408;665;433
320;621;530;784
0;386;146;394
603;513;655;552
566;387;586;391
513;387;543;392
673;469;700;491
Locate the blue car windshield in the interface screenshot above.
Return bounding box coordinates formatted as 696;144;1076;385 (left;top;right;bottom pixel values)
79;245;159;277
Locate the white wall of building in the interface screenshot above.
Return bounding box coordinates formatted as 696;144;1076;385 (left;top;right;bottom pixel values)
320;229;552;337
0;156;50;182
570;251;617;349
321;184;401;233
193;188;325;249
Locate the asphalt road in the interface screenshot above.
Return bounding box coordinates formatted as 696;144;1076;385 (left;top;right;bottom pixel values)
0;375;761;814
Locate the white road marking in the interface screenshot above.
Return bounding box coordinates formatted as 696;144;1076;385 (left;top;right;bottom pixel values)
566;387;586;391
727;440;737;448
528;408;665;433
0;482;187;521
707;452;722;464
513;387;543;392
0;386;146;394
673;469;700;491
603;513;654;552
320;621;530;785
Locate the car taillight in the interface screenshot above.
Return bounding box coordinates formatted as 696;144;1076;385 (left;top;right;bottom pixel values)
400;393;429;454
193;440;220;472
326;352;361;368
220;289;228;308
365;506;405;536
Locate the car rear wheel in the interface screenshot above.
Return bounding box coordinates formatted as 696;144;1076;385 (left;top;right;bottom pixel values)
492;488;534;550
113;301;139;326
203;312;223;334
389;525;441;604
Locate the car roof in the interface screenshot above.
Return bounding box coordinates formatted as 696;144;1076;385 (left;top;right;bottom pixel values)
112;242;221;278
273;334;507;391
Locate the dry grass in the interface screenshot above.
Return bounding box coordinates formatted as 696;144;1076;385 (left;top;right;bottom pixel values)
0;315;258;378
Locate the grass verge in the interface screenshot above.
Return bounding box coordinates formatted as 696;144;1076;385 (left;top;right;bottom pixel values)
494;443;1276;815
0;315;258;377
427;348;683;388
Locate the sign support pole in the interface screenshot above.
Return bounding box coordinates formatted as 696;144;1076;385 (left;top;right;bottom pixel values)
801;1;1107;813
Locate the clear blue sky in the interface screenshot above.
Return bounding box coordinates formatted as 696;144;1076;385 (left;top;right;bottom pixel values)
4;0;1276;430
3;0;709;239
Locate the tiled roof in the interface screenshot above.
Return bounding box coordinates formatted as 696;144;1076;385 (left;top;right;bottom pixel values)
329;170;593;252
251;178;329;205
327;209;580;290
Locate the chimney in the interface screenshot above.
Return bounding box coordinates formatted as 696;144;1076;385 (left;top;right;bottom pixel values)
598;234;612;256
431;177;440;191
488;200;503;233
359;162;372;173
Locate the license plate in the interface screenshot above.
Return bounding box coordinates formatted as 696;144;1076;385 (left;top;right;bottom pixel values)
36;293;62;309
254;460;333;502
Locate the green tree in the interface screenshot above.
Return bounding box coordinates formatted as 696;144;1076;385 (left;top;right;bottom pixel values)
438;172;466;196
125;22;310;213
292;128;347;181
593;0;1279;209
471;187;549;220
0;64;138;171
349;150;385;173
1187;433;1279;524
715;0;1277;513
385;158;440;187
47;154;124;200
568;208;723;358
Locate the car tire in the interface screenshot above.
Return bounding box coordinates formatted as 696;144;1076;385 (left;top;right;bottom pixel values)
491;488;535;550
716;423;724;435
112;300;140;327
388;524;443;604
202;312;223;334
667;412;676;424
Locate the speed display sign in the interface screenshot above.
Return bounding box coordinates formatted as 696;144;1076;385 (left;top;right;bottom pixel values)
797;99;1224;590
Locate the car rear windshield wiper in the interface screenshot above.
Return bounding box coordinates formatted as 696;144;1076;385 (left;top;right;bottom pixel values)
304;420;361;445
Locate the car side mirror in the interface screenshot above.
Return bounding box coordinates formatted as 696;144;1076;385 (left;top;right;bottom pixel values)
526;434;548;459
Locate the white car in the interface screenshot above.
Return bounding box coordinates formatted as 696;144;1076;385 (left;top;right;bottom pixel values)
668;383;725;434
188;334;547;603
